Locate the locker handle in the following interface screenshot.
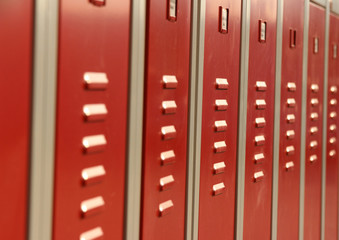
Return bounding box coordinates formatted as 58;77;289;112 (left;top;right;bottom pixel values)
84;72;108;90
82;165;106;185
82;135;107;153
81;196;105;218
216;78;229;89
162;101;177;114
160;150;175;165
287;82;296;92
89;0;105;6
161;126;177;140
254;171;264;182
310;155;317;163
162;75;178;89
329;150;336;157
160;175;175;191
213;182;226;196
285;161;294;171
159;200;174;217
80;227;104;240
83;104;108;122
330;86;337;94
213;162;226;174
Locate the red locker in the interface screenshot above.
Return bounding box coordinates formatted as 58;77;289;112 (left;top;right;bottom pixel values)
324;13;339;240
53;1;130;239
277;0;304;239
140;0;191;239
0;0;33;240
303;3;325;240
0;1;33;239
198;0;241;239
243;0;277;239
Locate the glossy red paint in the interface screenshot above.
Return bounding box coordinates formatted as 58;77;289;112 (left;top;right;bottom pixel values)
198;0;241;239
0;0;33;239
140;0;191;239
303;3;325;240
277;0;304;239
324;13;339;240
53;1;130;239
243;0;277;238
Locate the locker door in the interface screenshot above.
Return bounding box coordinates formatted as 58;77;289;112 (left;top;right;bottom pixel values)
324;13;339;240
243;0;277;239
303;3;325;240
0;0;33;239
198;1;241;239
276;0;304;239
140;0;191;239
53;1;131;239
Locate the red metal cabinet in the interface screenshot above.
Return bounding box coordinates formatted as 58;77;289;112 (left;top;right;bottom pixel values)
0;0;33;239
243;0;277;239
198;1;241;239
325;13;339;240
53;1;130;239
303;3;325;240
277;0;304;239
140;0;191;239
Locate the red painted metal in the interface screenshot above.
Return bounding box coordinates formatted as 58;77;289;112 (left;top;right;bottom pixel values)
140;0;191;239
303;3;325;240
53;0;130;239
243;0;277;238
325;13;339;240
277;0;304;239
198;0;241;239
0;1;33;239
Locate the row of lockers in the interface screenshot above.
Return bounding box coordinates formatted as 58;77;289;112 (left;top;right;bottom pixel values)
1;0;339;239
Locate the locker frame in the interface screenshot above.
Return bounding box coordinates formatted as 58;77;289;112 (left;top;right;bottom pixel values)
124;0;146;239
29;0;59;239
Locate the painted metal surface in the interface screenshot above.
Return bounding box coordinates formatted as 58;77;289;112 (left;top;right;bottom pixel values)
303;3;325;240
197;0;241;239
0;0;33;239
325;13;339;240
140;0;191;239
243;0;277;238
276;0;304;239
53;0;130;239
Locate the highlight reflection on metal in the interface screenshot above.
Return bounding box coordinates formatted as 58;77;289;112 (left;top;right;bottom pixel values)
286;130;295;139
330;86;337;94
